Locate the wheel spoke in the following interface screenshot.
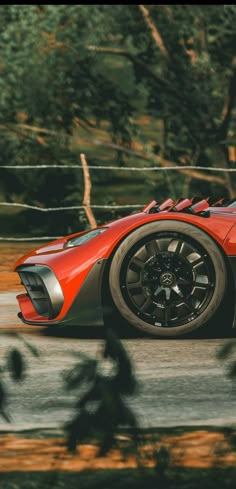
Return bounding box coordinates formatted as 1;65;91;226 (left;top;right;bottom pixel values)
145;240;159;258
154;285;163;297
195;275;209;285
174;239;183;255
192;258;204;268
140;298;152;312
186;252;201;263
193;282;212;295
127;280;142;290
192;282;210;290
176;277;192;285
164;304;171;326
129;256;145;271
181;299;197;314
165;288;171;300
172;284;184;298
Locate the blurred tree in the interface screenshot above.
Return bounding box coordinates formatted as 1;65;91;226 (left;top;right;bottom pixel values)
0;5;236;233
88;5;236;197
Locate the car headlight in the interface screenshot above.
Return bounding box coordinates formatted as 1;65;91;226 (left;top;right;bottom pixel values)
65;227;107;248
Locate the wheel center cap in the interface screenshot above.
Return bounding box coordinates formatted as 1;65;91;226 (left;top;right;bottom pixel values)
160;271;175;287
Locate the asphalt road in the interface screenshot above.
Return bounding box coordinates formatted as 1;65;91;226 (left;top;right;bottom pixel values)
1;292;236;432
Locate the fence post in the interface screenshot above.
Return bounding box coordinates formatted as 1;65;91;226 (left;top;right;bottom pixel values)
80;153;97;229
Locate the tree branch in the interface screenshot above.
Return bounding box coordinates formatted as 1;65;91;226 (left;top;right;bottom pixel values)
138;4;170;60
219;66;236;140
157;156;226;186
1;121;226;187
84;138;226;186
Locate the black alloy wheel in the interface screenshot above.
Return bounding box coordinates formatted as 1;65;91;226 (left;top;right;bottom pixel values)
109;221;227;337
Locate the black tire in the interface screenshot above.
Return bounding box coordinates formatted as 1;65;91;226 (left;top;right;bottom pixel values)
109;221;227;338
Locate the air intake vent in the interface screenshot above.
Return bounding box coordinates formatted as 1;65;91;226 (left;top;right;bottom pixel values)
17;265;64;319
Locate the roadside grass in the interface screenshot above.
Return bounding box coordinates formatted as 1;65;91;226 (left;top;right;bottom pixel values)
1;467;236;489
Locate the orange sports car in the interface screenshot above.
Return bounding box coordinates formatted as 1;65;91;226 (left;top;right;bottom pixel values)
14;198;236;338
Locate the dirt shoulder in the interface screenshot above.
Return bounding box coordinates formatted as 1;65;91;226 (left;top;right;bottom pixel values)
0;427;236;472
0;242;38;292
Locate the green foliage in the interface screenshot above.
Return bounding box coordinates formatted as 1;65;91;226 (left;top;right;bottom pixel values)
7;348;25;381
64;328;138;456
1;5;236;234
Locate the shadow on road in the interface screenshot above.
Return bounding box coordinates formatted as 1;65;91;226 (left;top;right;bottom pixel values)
41;323;235;341
42;324;142;340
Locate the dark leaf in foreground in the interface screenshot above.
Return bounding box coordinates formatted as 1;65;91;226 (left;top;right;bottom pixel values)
217;340;236;360
0;380;10;422
104;328;137;394
228;361;236;379
154;445;171;477
19;336;40;358
98;432;115;456
64;359;97;390
0;380;6;410
65;410;93;453
8;349;25;381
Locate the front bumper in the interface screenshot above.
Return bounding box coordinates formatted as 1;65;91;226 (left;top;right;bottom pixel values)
16;259;107;327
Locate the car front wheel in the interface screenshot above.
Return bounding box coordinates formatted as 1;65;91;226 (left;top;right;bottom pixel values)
109;221;227;337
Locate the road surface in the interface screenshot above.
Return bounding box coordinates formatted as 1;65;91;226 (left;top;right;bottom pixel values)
1;291;236;432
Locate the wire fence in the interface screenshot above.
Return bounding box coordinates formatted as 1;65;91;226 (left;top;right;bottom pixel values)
1;164;236;171
0;202;143;212
0;162;235;241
